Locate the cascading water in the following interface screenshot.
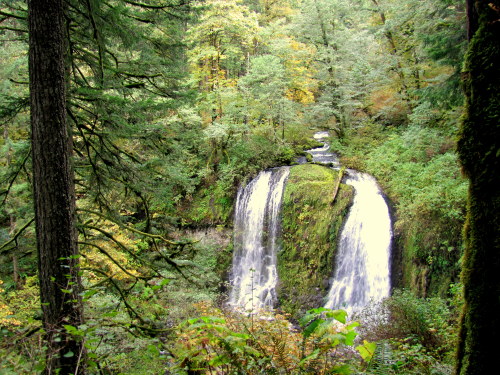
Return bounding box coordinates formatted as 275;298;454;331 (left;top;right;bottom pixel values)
324;170;392;313
307;131;341;168
308;132;392;313
229;167;290;311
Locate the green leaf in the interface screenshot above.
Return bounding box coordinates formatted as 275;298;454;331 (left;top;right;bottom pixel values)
325;309;347;324
356;340;377;362
209;354;230;366
303;318;322;338
81;289;98;299
63;324;77;332
63;351;74;358
344;330;357;346
299;348;320;366
299;307;328;327
330;364;352;374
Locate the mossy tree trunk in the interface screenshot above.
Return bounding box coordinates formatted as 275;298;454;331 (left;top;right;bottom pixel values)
455;1;500;374
28;0;85;373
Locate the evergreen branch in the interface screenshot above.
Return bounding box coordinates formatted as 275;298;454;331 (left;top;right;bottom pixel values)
124;0;184;10
66;1;92;21
8;78;29;85
78;208;196;246
104;46;119;68
68;101;99;119
79;209;200;283
71;111;140;179
109;141;143;164
69;44;92;87
0;10;26;21
1;147;32;205
0;96;29;125
79;240;149;280
124;13;156;23
139;83;176;98
0;218;35;254
118;71;163;79
0;25;27;33
78;223;171;278
84;0;105;86
80;223;147;263
71;113;143;167
80;266;147;324
70;109;103;181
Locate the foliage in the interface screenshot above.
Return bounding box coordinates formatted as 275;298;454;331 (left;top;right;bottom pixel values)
357;289;458;375
171;304;364;374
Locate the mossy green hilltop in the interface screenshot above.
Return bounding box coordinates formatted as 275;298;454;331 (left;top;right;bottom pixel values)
278;164;353;317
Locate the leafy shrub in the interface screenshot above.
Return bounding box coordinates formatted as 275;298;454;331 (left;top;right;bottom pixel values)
357;290;458;375
170;304;367;374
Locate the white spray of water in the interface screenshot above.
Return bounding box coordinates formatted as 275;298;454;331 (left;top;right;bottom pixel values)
324;170;392;313
229;167;290;311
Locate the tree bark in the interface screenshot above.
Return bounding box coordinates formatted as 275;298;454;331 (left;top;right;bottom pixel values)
28;0;85;373
455;1;500;374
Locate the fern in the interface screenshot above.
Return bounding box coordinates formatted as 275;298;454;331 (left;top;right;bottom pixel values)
366;340;395;375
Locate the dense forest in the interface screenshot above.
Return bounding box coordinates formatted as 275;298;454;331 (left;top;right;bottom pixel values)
0;0;498;374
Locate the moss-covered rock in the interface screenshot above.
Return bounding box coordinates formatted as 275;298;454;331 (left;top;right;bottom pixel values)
177;184;235;227
277;164;353;317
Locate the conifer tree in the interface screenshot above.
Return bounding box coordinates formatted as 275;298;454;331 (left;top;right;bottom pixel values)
28;0;85;372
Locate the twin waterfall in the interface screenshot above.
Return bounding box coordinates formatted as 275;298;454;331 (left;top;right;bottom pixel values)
324;171;392;313
228;167;290;311
229;132;392;314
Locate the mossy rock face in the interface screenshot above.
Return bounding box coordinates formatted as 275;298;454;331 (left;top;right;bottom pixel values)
177;185;234;227
277;164;353;317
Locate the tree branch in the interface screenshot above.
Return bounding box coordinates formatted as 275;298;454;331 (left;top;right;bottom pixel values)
0;218;35;254
124;0;182;10
0;10;27;21
0;147;32;205
79;240;148;280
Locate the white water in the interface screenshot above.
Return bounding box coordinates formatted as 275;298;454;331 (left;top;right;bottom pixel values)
308;131;392;313
229;131;391;314
307;132;341;168
229;167;290;311
324;170;392;313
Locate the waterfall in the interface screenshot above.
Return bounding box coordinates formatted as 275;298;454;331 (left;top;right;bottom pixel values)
307;131;392;313
324;170;392;313
229;167;290;311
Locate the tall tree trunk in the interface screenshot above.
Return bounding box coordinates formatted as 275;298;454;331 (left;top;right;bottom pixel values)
28;0;85;373
455;1;500;374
